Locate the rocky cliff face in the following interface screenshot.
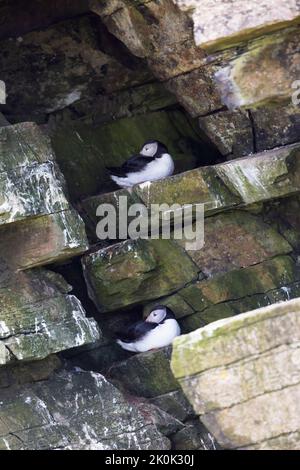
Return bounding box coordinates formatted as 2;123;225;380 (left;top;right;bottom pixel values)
0;0;300;450
172;298;300;449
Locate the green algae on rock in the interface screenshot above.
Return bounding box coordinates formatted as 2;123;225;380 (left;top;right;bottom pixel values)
109;346;179;398
215;28;300;109
82;238;198;313
177;255;300;329
171;298;300;449
0;268;100;365
51;109;209;201
176;210;292;277
80;142;300;245
0;122;89;265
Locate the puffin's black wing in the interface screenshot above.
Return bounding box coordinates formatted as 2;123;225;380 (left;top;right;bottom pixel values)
107;154;154;177
116;321;158;343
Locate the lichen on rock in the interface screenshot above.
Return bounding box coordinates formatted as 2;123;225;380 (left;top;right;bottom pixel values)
171;298;300;449
0;266;100;365
2;0;300;451
0;369;170;450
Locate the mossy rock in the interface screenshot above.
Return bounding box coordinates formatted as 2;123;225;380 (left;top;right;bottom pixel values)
0;268;100;365
176;210;292;277
51;110;209;201
82;238;198;312
109;346;179;398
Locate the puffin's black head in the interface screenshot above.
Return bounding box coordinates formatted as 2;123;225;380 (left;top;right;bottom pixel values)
140;140;169;158
145;305;175;324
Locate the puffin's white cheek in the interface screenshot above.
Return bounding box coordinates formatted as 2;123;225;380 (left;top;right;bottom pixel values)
145;314;154;322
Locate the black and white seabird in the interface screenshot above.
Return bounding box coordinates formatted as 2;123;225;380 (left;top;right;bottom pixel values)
116;305;181;353
107;140;175;188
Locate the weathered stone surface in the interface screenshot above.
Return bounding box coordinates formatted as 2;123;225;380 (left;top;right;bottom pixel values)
0;160;69;225
134;164;239;209
101;0;205;80
79;188;141;244
215;28;300;109
51;109;210;201
176;211;292;277
132;399;184;437
263;196;300;252
108;351;218;449
150;390;194;422
66;340;133;374
109;347;179;398
73;82;177;126
0;369;170;450
215;142;300;203
198;109;253;156
0;122;88;265
0;209;88;270
241;431;300;450
82;239;198;313
0;113;9;127
203;384;300;449
172;419;219;450
90;0;124;18
101;3;152;59
0;355;61;389
171;298;300;448
178;255;300;327
0;14;151;121
181;344;300;415
165;67;222;117
172;291;300;378
0;121;54;170
0;267;100;365
80;143;300;254
251;103;300;152
175;0;300;52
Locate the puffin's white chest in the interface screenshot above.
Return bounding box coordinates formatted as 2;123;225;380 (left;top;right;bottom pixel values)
112;153;174;188
133;318;180;353
137;153;174;183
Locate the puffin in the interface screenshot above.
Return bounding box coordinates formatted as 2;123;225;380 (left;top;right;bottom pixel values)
116;305;181;353
107;140;175;188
